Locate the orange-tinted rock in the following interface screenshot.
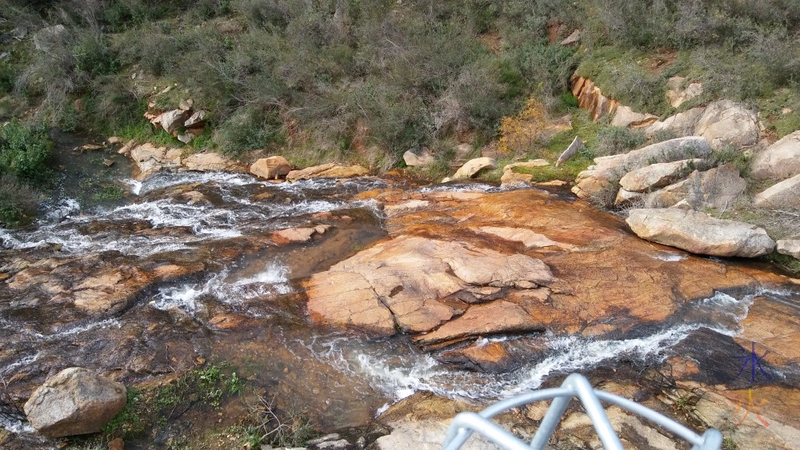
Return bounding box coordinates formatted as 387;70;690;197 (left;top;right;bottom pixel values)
438;341;516;373
305;235;553;335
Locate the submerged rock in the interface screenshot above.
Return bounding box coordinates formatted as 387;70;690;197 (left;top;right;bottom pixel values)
24;368;126;438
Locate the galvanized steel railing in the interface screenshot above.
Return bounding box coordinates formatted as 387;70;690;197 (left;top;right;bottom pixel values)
442;373;722;450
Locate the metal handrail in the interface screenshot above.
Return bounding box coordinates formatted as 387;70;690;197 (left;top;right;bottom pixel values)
442;373;722;450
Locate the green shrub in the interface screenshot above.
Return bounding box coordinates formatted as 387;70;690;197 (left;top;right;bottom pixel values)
215;105;285;156
593;126;647;156
0;120;53;182
0;175;39;227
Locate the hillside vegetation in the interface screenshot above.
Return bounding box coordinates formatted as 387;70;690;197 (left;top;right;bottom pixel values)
0;0;799;222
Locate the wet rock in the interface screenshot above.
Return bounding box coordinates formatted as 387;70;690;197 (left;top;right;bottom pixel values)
618;159;702;193
251;156;292;180
403;149;435;167
23;367;126;438
273;225;329;245
572;137;712;202
751;130;800;181
306;270;396;335
626;208;775;257
286;164;369;181
472;226;564;250
438;340;518;373
753;174;800;209
306;235;552;335
414;301;542;347
450;157;496;180
777;240;800;259
695;100;759;150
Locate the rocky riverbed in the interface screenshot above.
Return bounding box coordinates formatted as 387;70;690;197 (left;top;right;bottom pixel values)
1;163;799;449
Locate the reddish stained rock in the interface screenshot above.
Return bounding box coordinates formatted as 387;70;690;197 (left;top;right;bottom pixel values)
438;341;516;373
330;188;787;341
414;301;541;347
306;271;396;335
304;235;553;335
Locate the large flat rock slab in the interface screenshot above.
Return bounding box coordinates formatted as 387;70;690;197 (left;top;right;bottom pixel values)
305;235;553;335
313;189;787;346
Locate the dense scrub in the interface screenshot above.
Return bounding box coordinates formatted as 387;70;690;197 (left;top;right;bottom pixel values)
1;0;799;167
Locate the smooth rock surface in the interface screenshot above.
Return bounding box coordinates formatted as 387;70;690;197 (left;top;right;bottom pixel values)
750;130;800;181
645;107;706;138
451;157;496;180
286;164;369;181
753;174;800;209
182;152;232;172
250;156;292;180
611;105;658;128
403;149;435;167
618;159;702;193
626;208;775;257
694;100;759;150
23;368;126;438
572;137;712;201
305;235;552;335
777;240;800;259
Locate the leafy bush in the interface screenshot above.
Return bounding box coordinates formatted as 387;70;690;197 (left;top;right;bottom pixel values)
0;120;53;182
215;105;285;156
593;126;647;157
0;175;39;227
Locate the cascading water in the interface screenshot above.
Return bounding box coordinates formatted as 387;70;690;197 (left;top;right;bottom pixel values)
1;168;798;448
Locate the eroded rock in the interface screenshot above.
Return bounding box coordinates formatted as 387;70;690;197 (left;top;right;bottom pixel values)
694;100;759;150
251;156;292;180
450;157;496;180
626;208;775;257
750;130;800;181
305;235;552;335
286;164;369;181
753;174;800;209
572;137;712;202
24;368;126;438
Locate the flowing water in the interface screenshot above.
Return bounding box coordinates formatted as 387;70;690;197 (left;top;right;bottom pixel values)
1;167;798;447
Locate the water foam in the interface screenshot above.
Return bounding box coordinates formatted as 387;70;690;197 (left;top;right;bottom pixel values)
309;288;787;403
149;261;293;315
